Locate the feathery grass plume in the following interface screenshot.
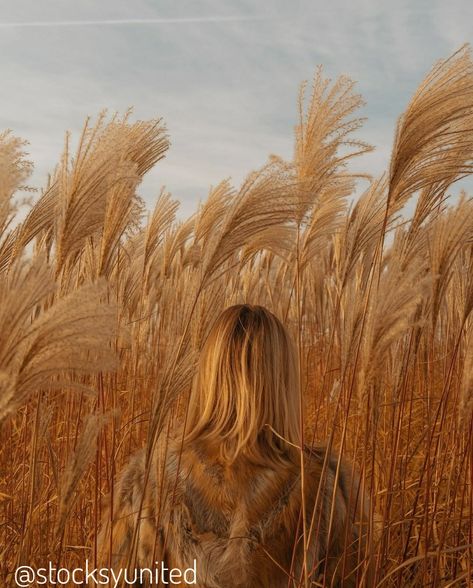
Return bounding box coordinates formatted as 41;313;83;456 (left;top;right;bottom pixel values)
0;131;33;235
13;183;57;261
0;132;34;272
357;251;429;391
0;256;56;420
189;277;227;350
291;71;373;339
194;180;234;246
0;226;21;275
113;111;169;177
108;189;182;333
53;112;168;278
96;118;170;279
116;231;147;317
143;190;180;272
298;177;351;272
153;216;195;280
294;69;372;224
117;214;195;321
388;45;473;221
334;177;389;290
238;251;279;306
426;195;473;330
95;163;141;278
0;264;117;422
200;161;299;284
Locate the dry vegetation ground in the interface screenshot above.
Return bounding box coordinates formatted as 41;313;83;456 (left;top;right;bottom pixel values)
1;46;473;586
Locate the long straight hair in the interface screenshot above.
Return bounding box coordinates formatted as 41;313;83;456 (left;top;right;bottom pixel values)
184;304;301;465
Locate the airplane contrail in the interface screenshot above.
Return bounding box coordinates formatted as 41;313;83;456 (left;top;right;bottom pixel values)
0;15;270;29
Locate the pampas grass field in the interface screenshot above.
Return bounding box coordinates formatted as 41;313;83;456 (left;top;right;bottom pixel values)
1;45;473;586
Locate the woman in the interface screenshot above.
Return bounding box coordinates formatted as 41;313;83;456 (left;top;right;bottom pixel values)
97;304;373;587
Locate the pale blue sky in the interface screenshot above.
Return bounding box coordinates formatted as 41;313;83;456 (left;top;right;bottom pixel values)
1;0;472;216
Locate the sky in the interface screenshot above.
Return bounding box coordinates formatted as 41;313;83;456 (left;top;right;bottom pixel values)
1;0;473;217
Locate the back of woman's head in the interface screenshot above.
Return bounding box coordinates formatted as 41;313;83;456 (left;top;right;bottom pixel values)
185;304;300;465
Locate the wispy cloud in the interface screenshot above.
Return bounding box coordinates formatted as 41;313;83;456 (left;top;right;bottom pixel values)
0;15;270;29
1;0;472;216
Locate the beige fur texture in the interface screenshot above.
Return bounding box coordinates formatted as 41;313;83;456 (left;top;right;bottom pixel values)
97;435;373;587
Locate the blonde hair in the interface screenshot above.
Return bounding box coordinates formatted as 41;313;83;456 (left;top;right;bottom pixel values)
184;304;301;464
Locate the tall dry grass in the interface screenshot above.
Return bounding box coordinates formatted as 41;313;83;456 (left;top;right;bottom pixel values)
1;46;473;586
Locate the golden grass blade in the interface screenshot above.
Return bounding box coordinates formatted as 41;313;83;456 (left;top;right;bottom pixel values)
389;45;473;219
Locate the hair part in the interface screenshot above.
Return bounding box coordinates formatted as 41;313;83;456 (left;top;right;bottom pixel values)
184;304;301;465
